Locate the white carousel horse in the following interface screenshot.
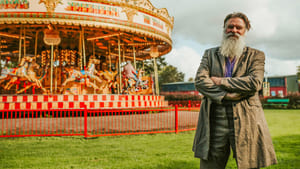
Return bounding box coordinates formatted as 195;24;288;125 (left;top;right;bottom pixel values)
60;57;102;92
0;56;48;93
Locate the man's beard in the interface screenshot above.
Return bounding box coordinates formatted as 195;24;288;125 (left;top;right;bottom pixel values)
220;32;246;59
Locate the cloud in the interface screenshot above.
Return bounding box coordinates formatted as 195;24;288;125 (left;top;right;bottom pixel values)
164;45;202;81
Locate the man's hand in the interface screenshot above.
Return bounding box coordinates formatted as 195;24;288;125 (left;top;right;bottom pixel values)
211;76;222;85
224;93;242;101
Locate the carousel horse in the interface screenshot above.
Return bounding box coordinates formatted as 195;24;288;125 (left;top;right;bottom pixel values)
0;56;48;93
97;69;118;94
0;56;30;85
60;57;102;92
15;66;48;94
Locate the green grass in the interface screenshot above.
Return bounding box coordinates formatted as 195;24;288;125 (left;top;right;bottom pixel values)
0;109;299;169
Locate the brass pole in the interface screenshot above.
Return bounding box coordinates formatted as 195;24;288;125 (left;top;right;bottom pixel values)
92;40;95;58
93;40;95;94
82;27;86;69
18;26;22;63
122;46;125;63
118;36;121;94
34;31;38;57
50;45;54;93
79;31;82;70
133;45;136;69
153;57;159;95
23;27;26;57
108;42;111;71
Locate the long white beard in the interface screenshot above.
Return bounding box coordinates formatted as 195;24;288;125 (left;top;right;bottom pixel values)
220;32;246;59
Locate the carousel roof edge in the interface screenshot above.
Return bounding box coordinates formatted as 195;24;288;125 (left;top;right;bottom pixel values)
85;0;174;28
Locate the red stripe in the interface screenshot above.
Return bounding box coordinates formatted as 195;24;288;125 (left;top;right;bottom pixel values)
90;102;95;108
53;95;58;101
33;95;38;102
15;103;20;109
26;103;31;109
93;95;97;101
37;102;42;109
84;95;88;101
64;95;68;101
2;96;7;102
100;102;104;107
48;102;52;109
4;103;9;109
69;102;74;108
58;102;63;108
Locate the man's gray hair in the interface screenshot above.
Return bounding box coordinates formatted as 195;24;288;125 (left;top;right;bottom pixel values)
223;12;251;30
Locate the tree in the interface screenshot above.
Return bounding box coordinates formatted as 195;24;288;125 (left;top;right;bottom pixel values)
136;56;168;76
158;65;184;85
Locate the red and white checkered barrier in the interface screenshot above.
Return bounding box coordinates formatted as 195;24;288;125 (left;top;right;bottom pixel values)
0;94;168;110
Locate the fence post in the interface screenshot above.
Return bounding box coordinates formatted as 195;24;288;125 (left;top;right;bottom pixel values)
83;104;88;138
175;105;178;134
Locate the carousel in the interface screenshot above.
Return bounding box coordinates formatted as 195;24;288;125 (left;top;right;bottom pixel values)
0;0;173;110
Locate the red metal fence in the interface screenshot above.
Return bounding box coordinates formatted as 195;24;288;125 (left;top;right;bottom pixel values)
0;106;200;138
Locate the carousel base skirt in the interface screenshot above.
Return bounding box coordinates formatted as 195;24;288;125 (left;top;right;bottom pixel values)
0;94;168;110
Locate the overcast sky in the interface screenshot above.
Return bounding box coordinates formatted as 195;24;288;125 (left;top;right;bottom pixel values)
150;0;300;81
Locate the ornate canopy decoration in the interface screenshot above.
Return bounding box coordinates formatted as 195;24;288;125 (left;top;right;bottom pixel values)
0;0;174;60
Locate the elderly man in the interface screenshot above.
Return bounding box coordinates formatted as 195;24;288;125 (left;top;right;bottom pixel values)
193;12;277;169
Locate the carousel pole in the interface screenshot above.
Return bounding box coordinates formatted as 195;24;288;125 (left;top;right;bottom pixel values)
18;26;23;63
153;57;159;95
23;27;26;57
34;31;38;94
133;45;136;69
118;35;121;94
50;45;54;93
92;40;95;58
122;46;125;63
34;31;38;57
108;42;111;71
93;40;96;94
79;31;82;70
82;27;86;69
150;45;159;95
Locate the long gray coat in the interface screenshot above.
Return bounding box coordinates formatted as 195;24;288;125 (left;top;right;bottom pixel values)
192;47;277;168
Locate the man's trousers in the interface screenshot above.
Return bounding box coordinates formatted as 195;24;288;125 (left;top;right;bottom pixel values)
200;103;236;169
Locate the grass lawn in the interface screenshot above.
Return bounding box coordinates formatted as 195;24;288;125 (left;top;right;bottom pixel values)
0;109;299;169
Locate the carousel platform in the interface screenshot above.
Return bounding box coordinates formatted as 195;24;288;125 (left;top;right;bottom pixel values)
0;94;168;110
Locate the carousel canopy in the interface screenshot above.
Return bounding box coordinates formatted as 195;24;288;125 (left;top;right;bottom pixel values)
0;0;174;60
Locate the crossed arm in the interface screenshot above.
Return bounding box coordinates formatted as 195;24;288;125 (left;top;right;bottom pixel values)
195;49;265;102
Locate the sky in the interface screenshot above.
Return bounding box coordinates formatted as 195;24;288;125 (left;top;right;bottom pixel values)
150;0;300;81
